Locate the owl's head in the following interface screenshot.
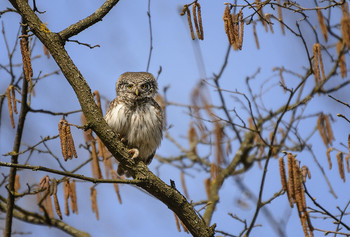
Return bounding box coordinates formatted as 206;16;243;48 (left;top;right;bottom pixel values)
116;72;158;100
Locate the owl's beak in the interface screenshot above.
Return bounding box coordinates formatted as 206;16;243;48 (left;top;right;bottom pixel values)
135;89;139;96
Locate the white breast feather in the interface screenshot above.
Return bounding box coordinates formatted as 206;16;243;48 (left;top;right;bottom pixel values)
105;104;129;135
105;103;162;161
128;105;162;160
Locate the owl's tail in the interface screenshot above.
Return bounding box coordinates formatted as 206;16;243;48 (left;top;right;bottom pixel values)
117;164;132;178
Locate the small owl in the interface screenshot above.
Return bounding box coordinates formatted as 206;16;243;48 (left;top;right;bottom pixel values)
104;72;164;176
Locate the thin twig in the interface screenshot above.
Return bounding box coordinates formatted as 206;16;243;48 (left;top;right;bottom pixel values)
4;21;29;237
304;184;350;231
66;39;100;49
245;85;297;236
328;95;350;109
0;162;140;185
59;0;121;41
213;44;242;143
146;0;153;72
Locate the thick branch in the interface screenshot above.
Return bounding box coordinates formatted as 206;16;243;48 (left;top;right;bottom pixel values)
203;131;256;224
59;0;120;41
9;1;214;236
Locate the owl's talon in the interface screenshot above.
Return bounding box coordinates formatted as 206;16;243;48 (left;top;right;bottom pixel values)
129;148;139;159
117;133;127;143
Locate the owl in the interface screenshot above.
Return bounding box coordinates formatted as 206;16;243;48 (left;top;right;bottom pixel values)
104;72;164;176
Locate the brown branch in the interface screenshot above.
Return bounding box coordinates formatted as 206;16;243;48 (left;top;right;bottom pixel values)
146;0;153;72
213;44;242;143
0;162;139;185
0;195;90;237
201;38;344;226
337;201;350;235
0;8;17;16
245;85;296;236
203;130;256;224
29;107;82;116
3;135;58;157
9;1;214;236
304;184;350;231
328;94;350;109
314;228;350;236
4;21;29;237
66;39;100;49
201;69;307;227
59;0;120;41
306;145;337;198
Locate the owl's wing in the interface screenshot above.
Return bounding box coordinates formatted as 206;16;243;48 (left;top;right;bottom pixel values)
104;97;119;118
151;98;165;131
117;164;132;177
145;151;155;165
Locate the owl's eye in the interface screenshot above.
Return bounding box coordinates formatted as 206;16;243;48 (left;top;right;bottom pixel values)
127;84;134;89
141;83;150;90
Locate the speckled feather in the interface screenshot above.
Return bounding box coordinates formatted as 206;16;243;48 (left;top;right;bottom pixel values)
104;72;164;175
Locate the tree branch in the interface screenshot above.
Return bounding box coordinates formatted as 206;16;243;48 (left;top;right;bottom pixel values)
4;22;29;237
9;0;214;236
0;161;140;185
203;130;256;225
58;0;120;42
244;82;297;237
0;195;91;237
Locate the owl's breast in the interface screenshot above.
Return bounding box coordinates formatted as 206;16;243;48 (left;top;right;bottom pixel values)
105;101;163;161
104;103;130;136
127;104;163;160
